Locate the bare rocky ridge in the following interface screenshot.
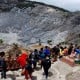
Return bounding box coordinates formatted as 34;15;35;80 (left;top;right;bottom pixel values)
0;1;80;45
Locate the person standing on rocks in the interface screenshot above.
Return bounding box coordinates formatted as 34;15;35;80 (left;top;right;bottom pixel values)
0;52;7;79
42;56;51;79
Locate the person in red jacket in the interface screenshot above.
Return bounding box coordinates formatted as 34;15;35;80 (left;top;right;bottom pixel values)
16;52;28;69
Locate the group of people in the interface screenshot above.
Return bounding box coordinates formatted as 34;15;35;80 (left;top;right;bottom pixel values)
27;46;51;79
17;46;52;80
0;46;52;80
0;43;80;80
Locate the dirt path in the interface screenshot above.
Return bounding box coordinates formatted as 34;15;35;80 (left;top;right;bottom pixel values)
0;60;80;80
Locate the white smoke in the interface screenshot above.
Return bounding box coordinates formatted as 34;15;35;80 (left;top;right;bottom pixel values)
0;32;19;44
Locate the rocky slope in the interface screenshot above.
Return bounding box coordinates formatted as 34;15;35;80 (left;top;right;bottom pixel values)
0;1;80;45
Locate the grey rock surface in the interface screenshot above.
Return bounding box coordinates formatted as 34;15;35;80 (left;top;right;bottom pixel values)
0;1;80;45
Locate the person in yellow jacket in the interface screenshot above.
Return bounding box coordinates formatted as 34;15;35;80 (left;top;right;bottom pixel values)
60;46;68;56
60;46;64;56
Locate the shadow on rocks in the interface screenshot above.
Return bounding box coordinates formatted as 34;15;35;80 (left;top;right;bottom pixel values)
35;67;41;71
32;76;37;80
48;72;53;77
7;74;16;80
42;71;53;77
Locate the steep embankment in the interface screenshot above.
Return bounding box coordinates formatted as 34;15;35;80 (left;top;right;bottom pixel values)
0;1;80;45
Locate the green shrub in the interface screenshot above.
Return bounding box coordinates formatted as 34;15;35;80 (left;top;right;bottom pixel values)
47;40;52;45
16;2;35;9
0;39;3;44
59;41;68;45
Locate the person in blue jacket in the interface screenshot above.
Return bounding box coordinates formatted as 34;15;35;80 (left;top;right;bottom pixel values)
43;46;50;57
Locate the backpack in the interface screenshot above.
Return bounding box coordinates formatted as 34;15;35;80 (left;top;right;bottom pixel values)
42;59;51;69
40;53;45;59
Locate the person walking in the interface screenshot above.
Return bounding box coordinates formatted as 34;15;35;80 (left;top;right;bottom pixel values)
29;49;39;69
42;56;51;79
22;59;33;80
39;48;46;68
0;52;7;79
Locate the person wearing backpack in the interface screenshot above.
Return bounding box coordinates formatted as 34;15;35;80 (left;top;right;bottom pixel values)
0;52;7;79
39;48;46;68
29;49;39;69
42;56;51;79
39;48;46;59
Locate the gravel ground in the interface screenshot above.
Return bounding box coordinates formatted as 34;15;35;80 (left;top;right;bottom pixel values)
0;60;80;80
66;70;80;80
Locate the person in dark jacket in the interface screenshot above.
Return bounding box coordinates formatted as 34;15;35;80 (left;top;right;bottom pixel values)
39;48;46;68
23;59;33;80
29;49;39;69
0;52;7;79
42;56;51;79
68;43;73;55
52;45;60;61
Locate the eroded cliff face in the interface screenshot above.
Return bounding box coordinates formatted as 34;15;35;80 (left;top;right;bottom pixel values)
0;1;80;45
